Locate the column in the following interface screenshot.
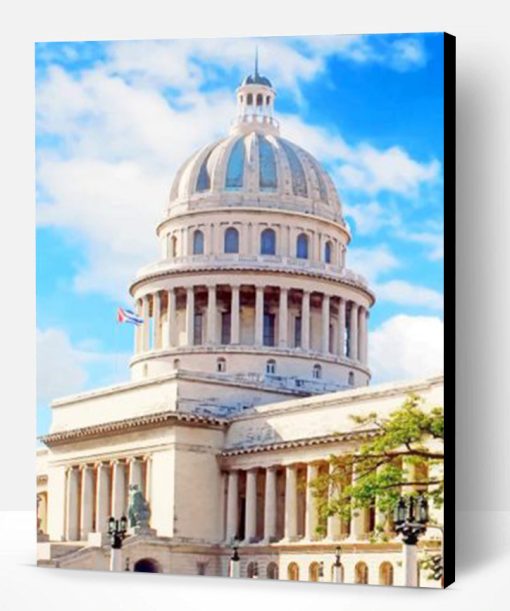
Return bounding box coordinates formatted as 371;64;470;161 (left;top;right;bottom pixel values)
167;288;176;348
152;291;161;350
111;460;126;518
134;299;142;353
207;285;217;344
278;288;288;347
142;295;150;352
284;465;298;540
305;463;319;540
348;302;359;361
301;291;310;350
226;471;239;542
144;455;152;503
263;467;277;542
80;465;94;539
358;307;368;365
65;467;79;541
245;469;258;543
326;461;342;540
321;294;330;353
350;459;367;539
185;286;195;346
255;286;264;346
337;297;346;358
129;457;143;491
231;285;240;344
95;462;110;533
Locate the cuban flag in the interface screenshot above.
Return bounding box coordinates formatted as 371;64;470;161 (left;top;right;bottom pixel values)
117;307;143;325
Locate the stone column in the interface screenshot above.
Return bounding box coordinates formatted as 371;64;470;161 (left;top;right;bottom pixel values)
226;471;239;542
264;467;277;542
142;295;150;352
245;469;258;543
284;465;298;540
185;286;195;346
305;463;319;541
326;461;342;540
111;461;126;518
337;297;346;358
134;299;142;353
358;307;368;365
143;455;152;504
152;291;161;350
301;291;310;350
350;460;367;539
322;294;330;353
95;462;110;533
65;467;80;541
80;465;94;539
129;457;143;491
207;284;217;344
278;288;288;348
255;286;264;346
231;285;240;344
167;288;176;348
348;302;359;361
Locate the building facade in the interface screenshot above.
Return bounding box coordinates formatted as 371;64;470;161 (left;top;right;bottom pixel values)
37;63;443;587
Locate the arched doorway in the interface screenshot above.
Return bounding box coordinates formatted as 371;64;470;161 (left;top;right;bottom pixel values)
287;562;299;581
309;561;320;582
379;561;394;586
134;558;161;573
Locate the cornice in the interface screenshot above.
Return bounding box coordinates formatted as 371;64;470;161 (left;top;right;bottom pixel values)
40;410;227;447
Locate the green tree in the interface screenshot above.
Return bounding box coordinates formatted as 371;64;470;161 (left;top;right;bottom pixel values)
312;394;444;539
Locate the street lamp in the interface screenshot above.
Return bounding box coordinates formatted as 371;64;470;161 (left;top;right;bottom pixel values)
108;515;127;572
333;546;343;583
393;495;428;587
229;538;240;578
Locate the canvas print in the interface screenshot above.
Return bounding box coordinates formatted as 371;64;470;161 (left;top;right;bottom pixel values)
36;32;454;587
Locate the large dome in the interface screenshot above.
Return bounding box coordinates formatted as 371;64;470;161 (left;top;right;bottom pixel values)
168;133;343;222
166;66;344;224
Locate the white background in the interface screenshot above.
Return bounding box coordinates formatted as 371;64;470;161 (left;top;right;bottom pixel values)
0;0;509;608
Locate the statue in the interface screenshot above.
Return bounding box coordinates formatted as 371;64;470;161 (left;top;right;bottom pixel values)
127;484;151;534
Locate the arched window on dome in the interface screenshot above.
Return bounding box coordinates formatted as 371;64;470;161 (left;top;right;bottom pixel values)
296;233;309;259
224;227;239;254
348;371;355;386
324;240;332;264
355;561;369;585
256;93;263;106
196;149;213;192
247;93;253;105
193;229;204;255
266;95;270;105
312;364;322;379
173;358;180;370
260;228;276;255
216;357;226;373
266;359;276;375
225;138;245;190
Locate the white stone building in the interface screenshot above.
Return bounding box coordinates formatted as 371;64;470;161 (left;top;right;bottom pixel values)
36;62;444;587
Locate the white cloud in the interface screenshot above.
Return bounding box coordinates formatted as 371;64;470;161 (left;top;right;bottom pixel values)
398;230;444;261
369;315;443;383
343;200;400;236
37;328;128;404
375;280;444;311
347;245;401;283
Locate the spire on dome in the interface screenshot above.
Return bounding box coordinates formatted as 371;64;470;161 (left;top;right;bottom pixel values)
240;47;273;88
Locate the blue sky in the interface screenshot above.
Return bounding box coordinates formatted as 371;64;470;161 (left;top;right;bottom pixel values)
36;33;445;436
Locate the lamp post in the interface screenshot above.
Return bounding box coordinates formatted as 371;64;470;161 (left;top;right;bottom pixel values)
332;546;343;583
229;539;240;578
393;495;428;587
108;515;127;572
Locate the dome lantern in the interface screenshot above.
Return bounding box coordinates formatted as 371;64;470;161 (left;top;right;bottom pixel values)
233;49;279;136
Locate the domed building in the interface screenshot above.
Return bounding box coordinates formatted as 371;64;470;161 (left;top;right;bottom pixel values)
130;63;373;392
36;62;443;587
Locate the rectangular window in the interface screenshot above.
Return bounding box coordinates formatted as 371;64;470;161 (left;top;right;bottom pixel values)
193;313;203;345
294;316;302;348
221;312;231;344
263;313;275;346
